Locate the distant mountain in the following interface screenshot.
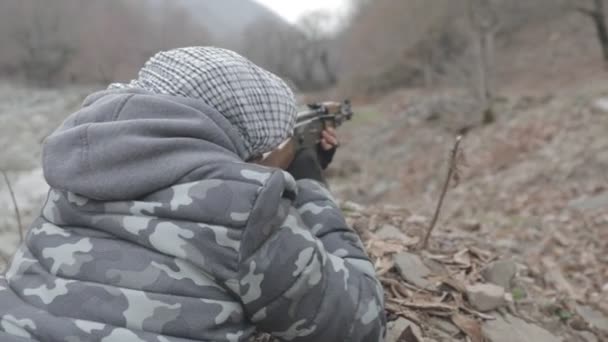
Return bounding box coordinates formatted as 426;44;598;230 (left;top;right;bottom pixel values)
171;0;290;42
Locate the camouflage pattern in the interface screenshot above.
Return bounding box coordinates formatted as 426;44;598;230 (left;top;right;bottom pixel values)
0;89;386;341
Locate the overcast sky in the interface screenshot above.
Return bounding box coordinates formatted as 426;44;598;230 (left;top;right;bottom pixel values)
255;0;349;23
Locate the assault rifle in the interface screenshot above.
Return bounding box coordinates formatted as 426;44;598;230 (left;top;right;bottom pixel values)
256;100;353;169
293;100;354;150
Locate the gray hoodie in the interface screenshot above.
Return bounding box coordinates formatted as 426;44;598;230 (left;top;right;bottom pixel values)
0;89;386;342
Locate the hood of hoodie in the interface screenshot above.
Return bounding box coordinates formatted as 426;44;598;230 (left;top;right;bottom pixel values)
42;89;249;201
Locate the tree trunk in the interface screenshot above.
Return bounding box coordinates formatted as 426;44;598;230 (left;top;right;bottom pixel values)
319;50;337;86
483;30;495;102
468;0;498;122
577;0;608;67
593;0;608;65
476;30;488;107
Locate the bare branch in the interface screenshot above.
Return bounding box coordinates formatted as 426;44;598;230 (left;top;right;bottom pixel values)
571;5;598;18
1;170;24;244
420;135;464;250
570;0;608;65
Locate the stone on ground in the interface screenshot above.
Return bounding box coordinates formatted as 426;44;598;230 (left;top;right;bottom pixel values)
466;283;506;312
376;224;407;240
386;317;423;342
406;215;428;225
341;201;365;213
429;317;461;336
394;252;433;289
591;98;608;114
481;259;517;290
576;305;608;334
567;192;608;211
482;314;563;342
460;220;482;232
578;331;599;342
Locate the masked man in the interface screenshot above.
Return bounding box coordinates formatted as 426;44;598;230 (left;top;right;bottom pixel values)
0;47;386;342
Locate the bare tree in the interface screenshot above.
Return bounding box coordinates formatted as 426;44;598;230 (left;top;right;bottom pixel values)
570;0;608;67
241;17;307;89
296;10;339;88
8;0;77;85
0;0;214;85
337;0;467;94
468;0;500;121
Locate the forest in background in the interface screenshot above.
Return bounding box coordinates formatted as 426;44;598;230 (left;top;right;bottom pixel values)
1;2;608;341
1;0;607;98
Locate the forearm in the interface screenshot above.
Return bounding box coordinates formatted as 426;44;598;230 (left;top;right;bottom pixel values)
285;148;327;185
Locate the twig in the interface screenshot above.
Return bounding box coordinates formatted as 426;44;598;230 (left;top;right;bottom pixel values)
421;135;463;250
570;5;598;18
387;297;457;316
1;170;24;244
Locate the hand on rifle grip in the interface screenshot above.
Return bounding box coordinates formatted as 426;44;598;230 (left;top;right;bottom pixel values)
320;127;339;151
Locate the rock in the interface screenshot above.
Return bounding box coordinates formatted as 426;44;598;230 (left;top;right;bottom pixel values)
460;220;482;232
342;201;365;213
429;317;461;336
576;305;608;334
386;318;423;342
482;314;562;342
352;217;372;240
602;283;608;293
569;316;589;331
376;224;407;240
568;192;608;211
406;215;428;225
481;260;517;290
427;328;459;342
592;98;608;114
424;258;449;277
369;181;394;200
394;252;433;289
577;331;598;342
495;239;520;252
466;283;506;312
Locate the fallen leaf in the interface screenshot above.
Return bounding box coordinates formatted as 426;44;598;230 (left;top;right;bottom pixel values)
398;325;424;342
367;239;406;258
542;257;581;300
440;276;467;294
382;277;413;299
453;248;472;268
468;246;494;262
452;314;484;342
387;298;457;316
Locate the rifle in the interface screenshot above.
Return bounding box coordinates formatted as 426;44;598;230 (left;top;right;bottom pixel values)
293;100;354;150
255;100;354;169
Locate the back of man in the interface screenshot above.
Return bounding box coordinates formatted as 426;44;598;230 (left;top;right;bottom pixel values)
0;47;386;342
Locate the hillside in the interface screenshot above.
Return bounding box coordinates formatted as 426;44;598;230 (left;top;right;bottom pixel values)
1;7;607;342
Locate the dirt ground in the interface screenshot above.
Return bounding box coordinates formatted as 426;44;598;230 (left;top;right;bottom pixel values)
321;76;608;341
1;70;607;341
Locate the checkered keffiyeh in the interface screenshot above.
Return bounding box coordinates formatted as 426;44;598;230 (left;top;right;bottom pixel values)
109;47;297;159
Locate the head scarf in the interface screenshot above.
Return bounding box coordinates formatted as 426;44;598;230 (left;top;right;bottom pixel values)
109;47;297;159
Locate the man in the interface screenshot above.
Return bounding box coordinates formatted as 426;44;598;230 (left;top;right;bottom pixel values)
0;47;386;342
